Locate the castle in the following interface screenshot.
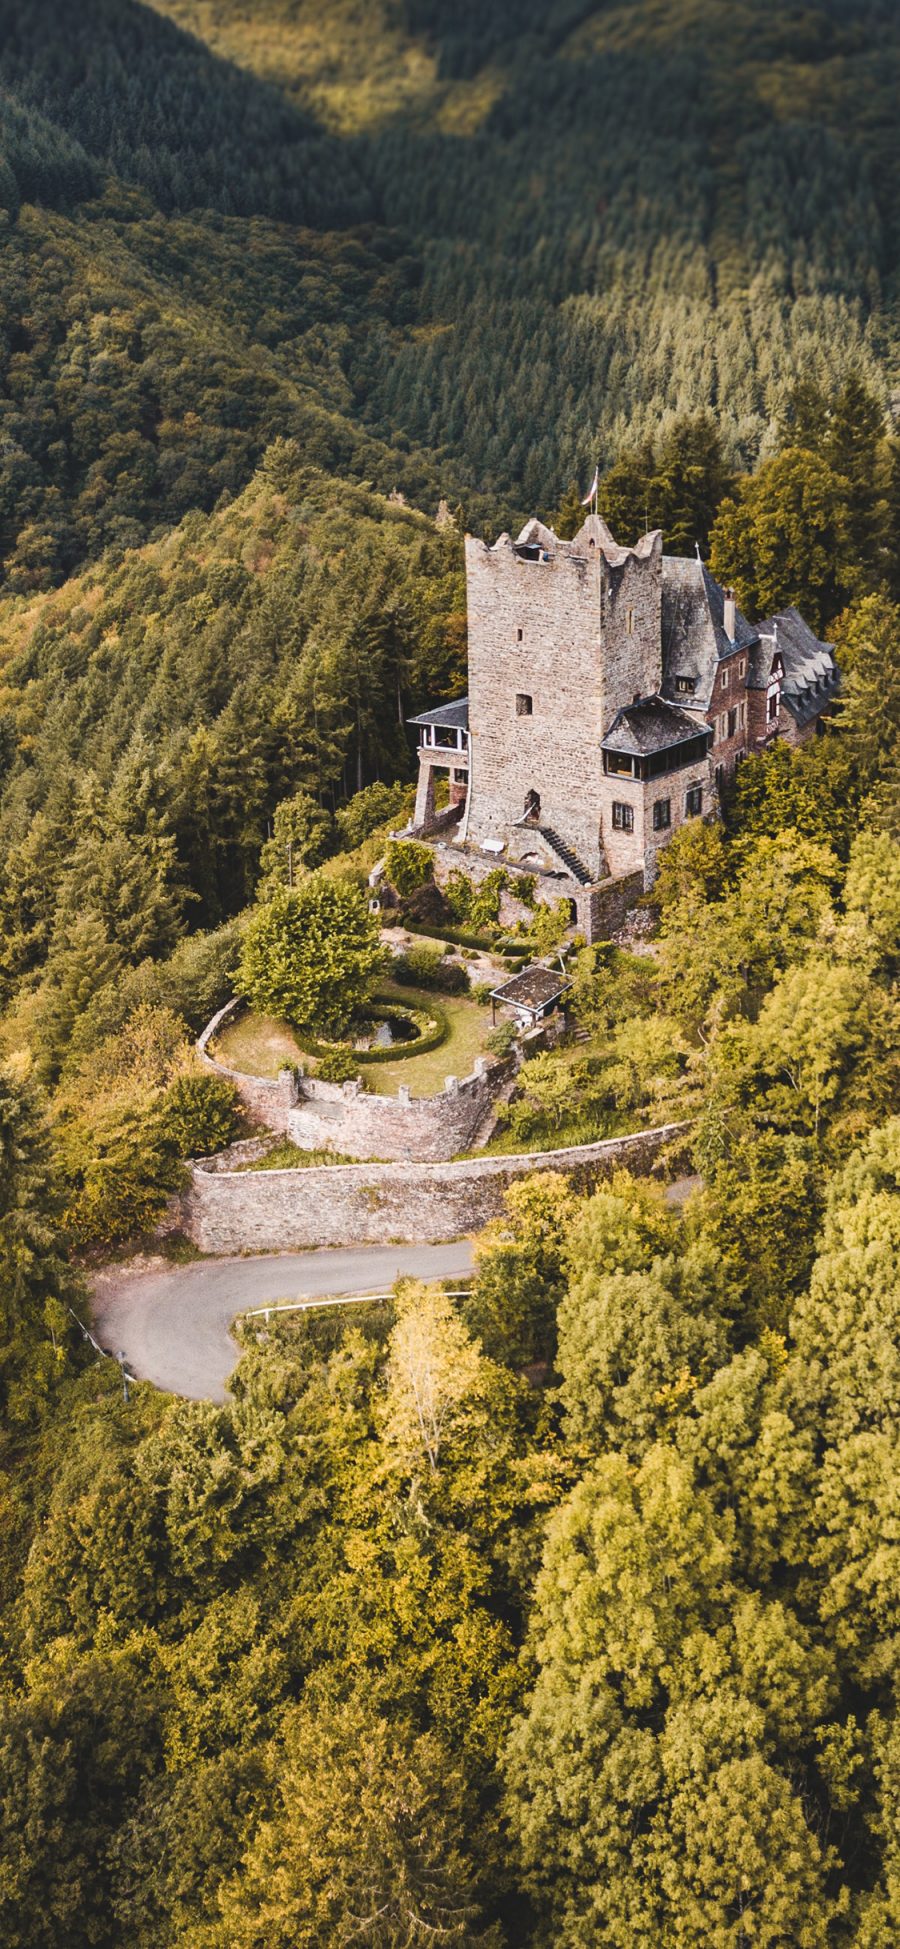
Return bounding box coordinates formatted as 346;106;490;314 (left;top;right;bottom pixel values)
410;512;839;941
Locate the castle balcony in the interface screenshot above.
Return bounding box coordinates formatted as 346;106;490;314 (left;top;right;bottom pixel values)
409;697;470;760
408;698;470;833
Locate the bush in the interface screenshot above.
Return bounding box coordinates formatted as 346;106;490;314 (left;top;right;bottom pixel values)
316;1048;363;1084
160;1070;243;1158
392;945;470;994
337;782;412;853
445;866;507;931
383;840;434;898
402;920;499;952
487;1021;519;1058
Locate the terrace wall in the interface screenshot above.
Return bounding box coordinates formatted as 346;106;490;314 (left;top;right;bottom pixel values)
176;1122;688;1254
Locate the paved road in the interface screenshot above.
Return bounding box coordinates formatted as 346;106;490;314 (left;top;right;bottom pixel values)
90;1241;476;1403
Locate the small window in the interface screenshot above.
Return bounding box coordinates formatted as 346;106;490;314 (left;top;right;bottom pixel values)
721;666;730;690
675;675;695;694
739;701;746;729
767;692;778;722
738;657;746;678
516;627;523;642
612;801;634;832
516;693;533;716
685;784;703;817
727;706;738;738
653;797;671;831
626;608;635;635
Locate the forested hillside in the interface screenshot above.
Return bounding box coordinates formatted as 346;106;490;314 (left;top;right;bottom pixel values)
1;4;900;1943
0;0;897;589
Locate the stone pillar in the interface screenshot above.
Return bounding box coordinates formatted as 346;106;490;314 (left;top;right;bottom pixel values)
413;757;437;831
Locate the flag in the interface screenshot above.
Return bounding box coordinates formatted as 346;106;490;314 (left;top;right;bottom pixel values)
581;466;599;506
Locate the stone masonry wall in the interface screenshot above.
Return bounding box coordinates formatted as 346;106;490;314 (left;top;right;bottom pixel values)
180;1122;688;1254
197;998;516;1160
464;522;664;884
579;870;645;939
464;532;607;876
197;999;299;1133
599;539;663;728
287;1056;515;1163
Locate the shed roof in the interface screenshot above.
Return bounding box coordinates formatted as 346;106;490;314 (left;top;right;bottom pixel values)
491;965;571;1013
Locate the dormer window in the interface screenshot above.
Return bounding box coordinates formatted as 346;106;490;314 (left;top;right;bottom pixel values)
675;676;696;695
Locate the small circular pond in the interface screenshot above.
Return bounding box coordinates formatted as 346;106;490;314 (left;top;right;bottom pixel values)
351;1005;423;1052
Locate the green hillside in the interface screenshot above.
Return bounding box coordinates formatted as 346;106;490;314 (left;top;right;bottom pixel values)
0;0;897;591
154;0;900;498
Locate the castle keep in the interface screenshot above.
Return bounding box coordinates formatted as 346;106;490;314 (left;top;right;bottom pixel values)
411;511;839;939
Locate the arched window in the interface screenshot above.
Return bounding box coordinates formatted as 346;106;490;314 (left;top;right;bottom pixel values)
524;788;541;822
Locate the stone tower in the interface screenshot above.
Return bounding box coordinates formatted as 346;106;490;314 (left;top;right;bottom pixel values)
462;513;663;880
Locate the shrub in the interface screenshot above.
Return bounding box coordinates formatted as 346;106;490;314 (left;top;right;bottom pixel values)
444;867;510;929
487;1022;519;1058
337;782;411;853
316;1048;363;1084
160;1070;243;1158
392;945;470;994
383;840;434;898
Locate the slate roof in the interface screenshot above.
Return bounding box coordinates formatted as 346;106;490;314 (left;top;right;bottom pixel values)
491;965;571;1014
601;696;712;758
408;697;470;731
660;557;757;711
750;609;839;725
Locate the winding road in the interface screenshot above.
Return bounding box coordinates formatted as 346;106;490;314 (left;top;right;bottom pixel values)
90;1241;475;1403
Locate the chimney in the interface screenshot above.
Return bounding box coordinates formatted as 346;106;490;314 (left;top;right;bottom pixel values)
723;587;736;642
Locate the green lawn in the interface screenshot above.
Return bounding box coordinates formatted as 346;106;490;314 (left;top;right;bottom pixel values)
211;1012;304;1077
210;990;493;1099
370;984;492;1097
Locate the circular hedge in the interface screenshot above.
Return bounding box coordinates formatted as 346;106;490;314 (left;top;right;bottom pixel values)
300;995;450;1067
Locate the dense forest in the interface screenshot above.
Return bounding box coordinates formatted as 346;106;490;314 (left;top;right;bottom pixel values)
1;1;900;1942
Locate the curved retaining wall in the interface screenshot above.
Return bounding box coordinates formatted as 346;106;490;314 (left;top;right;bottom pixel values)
288;1057;514;1162
181;1123;688;1254
198;998;517;1161
197;998;300;1133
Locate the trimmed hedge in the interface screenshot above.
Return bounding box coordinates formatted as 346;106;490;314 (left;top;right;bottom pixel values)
299;994;450;1068
400;919;523;958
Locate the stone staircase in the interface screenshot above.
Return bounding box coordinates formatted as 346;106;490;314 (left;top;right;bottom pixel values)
539;825;593;886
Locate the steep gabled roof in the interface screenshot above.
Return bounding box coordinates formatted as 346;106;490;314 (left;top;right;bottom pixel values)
752;609;839;725
660;557;757;711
